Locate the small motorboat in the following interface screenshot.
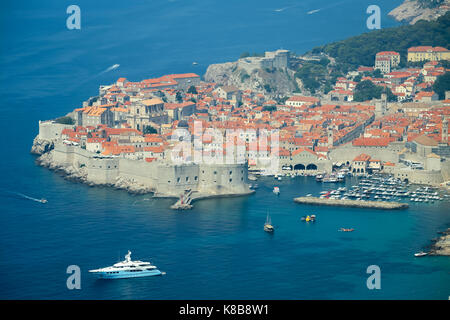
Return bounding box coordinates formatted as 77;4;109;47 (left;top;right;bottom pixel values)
414;251;428;257
273;187;280;195
192;62;198;65
301;215;315;222
339;228;354;232
264;213;274;233
39;199;48;203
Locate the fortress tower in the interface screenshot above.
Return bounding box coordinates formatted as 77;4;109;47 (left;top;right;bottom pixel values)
327;127;334;147
442;118;448;143
375;93;387;118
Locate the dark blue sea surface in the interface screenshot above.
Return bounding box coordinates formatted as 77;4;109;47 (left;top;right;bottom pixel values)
1;0;449;299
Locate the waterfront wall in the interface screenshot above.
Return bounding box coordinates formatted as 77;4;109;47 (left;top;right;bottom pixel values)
329;144;400;164
48;143;251;196
38;121;73;140
392;168;444;186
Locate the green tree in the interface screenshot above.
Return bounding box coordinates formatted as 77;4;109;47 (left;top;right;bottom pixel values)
353;80;383;101
143;125;157;134
319;57;330;66
418;0;445;9
176;91;183;103
262;105;276;112
54;116;75;125
354;81;397;102
295;61;327;92
433;72;450;99
372;69;382;78
187;85;198;94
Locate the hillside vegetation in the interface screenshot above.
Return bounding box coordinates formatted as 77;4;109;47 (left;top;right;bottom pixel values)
310;11;450;71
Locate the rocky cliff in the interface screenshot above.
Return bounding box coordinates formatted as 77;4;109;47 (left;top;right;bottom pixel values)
388;0;449;25
204;61;298;97
30;135;54;155
429;228;450;256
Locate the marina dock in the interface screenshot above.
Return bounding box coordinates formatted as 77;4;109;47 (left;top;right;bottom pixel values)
294;196;409;210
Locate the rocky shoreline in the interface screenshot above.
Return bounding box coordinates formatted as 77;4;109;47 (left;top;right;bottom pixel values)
32;137;254;202
35;148;155;195
388;0;449;25
204;60;297;97
30;136;55;155
428;228;450;256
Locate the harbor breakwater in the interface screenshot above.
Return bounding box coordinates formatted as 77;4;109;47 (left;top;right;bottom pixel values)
294;196;409;210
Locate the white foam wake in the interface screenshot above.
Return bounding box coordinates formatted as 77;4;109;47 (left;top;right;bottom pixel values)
99;64;120;75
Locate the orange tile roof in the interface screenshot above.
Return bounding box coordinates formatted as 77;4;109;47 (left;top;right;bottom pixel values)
353;153;371;161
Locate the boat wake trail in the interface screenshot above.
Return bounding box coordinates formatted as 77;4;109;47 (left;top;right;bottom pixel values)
98;64;120;75
307;9;321;14
6;191;47;203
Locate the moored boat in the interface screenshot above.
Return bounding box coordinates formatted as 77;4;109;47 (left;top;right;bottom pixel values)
339;228;354;232
414;251;428;257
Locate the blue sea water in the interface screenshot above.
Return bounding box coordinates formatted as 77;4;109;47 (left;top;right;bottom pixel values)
0;0;449;299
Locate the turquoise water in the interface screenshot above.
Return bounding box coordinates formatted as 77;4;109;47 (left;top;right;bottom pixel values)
1;0;449;299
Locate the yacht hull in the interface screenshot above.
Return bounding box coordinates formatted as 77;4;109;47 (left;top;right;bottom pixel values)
93;269;162;279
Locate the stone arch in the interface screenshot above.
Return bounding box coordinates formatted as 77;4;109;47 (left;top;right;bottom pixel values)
294;164;305;170
306;163;317;170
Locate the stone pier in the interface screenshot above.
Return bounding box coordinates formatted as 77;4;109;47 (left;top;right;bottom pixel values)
294;197;409;210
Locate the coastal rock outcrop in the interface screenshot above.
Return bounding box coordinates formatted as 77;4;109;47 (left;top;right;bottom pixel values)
113;177;154;194
31;136;54;155
388;0;449;25
36;152;88;182
204;61;297;97
429;228;450;256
